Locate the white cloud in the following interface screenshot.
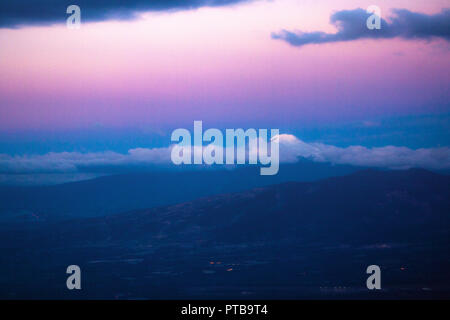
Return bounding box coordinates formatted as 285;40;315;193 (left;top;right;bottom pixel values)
278;134;450;170
0;147;172;174
0;135;449;174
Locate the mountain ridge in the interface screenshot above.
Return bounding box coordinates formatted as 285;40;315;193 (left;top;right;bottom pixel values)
1;167;449;299
0;159;363;221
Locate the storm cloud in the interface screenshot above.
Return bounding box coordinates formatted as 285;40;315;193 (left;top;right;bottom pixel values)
0;0;251;28
272;8;450;47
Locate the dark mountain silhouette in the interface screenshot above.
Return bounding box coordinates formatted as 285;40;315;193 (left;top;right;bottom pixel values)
0;168;449;299
0;159;361;221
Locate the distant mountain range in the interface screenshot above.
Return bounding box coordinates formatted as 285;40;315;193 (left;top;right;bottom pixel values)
0;159;362;221
0;168;449;299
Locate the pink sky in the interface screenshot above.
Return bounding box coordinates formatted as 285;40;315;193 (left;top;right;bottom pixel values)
0;0;449;130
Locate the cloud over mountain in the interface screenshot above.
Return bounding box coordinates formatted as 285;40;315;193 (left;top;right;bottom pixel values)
278;134;450;170
0;135;449;176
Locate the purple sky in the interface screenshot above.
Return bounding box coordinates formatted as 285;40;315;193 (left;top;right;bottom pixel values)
0;0;448;131
0;0;449;185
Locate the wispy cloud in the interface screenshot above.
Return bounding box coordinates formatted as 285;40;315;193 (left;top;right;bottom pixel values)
272;8;450;47
0;0;251;28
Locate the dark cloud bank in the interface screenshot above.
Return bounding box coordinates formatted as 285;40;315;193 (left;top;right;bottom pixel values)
0;0;250;28
272;8;450;47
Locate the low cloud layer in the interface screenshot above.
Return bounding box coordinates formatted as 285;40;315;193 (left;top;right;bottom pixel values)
278;135;450;170
0;147;172;174
0;0;250;28
1;135;449;177
272;8;450;47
